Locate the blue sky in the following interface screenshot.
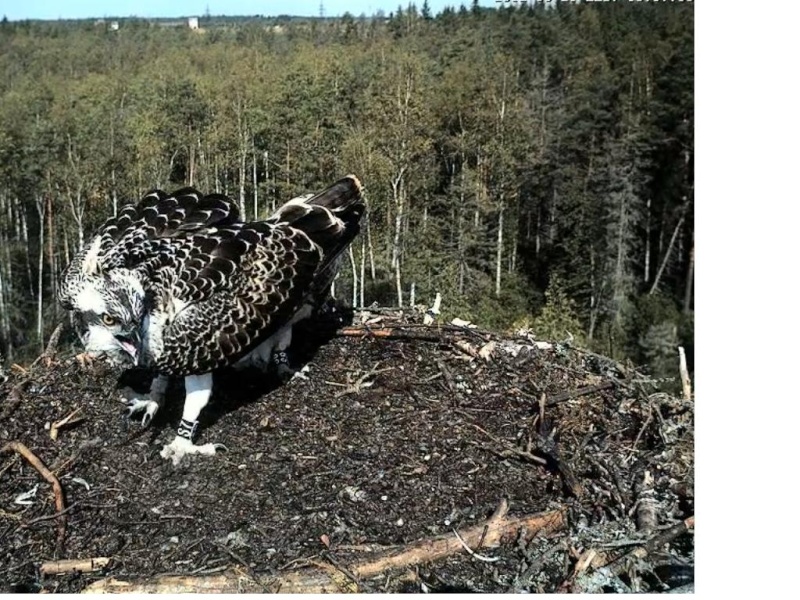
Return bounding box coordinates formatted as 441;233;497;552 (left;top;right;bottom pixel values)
1;0;500;20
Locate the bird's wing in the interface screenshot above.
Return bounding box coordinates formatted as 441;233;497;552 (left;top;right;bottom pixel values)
153;176;364;375
58;188;240;309
153;221;324;374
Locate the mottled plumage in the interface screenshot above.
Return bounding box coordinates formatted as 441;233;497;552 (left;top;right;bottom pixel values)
59;176;365;463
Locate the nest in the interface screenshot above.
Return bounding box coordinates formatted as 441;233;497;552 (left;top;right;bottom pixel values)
0;308;694;593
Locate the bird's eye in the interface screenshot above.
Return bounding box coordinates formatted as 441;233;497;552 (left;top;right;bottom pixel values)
101;314;118;326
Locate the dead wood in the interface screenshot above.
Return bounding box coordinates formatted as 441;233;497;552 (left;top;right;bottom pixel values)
1;441;67;549
469;423;583;498
82;501;566;594
30;322;65;369
337;326;443;343
678;346;692;400
40;557;110;576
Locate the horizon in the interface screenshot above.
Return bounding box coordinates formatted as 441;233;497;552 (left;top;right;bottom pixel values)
1;0;500;21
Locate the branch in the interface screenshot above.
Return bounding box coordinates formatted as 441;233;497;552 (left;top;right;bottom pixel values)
1;441;66;550
83;501;566;593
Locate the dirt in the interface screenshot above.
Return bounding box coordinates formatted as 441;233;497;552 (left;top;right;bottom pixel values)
0;308;694;593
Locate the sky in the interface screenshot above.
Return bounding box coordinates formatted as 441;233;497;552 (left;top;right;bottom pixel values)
0;0;501;20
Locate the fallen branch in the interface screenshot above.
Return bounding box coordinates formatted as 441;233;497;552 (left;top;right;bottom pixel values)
337;326;442;343
83;500;566;594
41;557;109;576
1;441;66;549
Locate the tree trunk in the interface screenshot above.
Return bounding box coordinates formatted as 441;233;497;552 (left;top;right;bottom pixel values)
644;196;651;283
495;203;504;298
252;142;258;219
683;230;694;313
359;237;366;307
349;246;358;308
35;196;45;350
650;208;686;295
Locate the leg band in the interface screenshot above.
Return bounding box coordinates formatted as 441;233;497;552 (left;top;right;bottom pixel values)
176;418;198;441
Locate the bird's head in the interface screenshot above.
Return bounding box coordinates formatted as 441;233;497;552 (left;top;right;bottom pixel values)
60;270;147;366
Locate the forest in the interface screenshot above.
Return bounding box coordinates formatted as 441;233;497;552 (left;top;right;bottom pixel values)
0;1;694;382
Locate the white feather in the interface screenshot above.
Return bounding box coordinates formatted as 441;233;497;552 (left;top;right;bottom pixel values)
74;284;107;314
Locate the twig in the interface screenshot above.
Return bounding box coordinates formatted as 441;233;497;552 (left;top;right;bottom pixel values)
40;557;109;575
469;423;547;466
327;364;393;398
320;551;375;593
452;528;500;563
624;405;653;465
547;382;616;405
1;441;66;549
588;515;695;573
436;358;455;391
31;323;65;369
50;407;84;441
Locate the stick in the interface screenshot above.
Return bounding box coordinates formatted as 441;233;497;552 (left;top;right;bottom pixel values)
678;346;692;400
50;407;84;441
1;441;66;549
337;326;442;343
547;382;616;405
31;323;64;369
84;502;566;594
40;557;109;575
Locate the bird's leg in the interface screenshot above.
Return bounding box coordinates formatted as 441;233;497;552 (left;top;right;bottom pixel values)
124;374;167;427
272;324;298;382
160;373;223;465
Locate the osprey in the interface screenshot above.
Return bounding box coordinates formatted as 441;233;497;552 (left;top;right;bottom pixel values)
58;176;365;464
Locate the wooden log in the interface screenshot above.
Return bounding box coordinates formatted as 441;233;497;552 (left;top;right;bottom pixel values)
83;501;566;594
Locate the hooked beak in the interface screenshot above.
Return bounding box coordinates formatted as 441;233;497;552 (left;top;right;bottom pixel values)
115;329;142;365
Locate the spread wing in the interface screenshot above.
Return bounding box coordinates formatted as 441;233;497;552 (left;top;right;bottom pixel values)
151;176;365;375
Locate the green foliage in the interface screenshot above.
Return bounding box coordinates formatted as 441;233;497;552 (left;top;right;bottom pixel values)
530;276;585;345
0;5;694;373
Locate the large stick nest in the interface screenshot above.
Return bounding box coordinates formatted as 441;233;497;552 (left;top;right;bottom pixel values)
0;308;694;593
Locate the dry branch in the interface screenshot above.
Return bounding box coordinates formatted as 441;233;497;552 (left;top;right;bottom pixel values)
1;441;66;549
337;326;442;343
83;501;566;594
41;557;110;575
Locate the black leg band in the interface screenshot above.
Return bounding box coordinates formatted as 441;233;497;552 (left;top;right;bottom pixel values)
177;418;198;441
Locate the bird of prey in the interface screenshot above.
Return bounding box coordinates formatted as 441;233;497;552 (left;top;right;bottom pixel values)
58;175;365;464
